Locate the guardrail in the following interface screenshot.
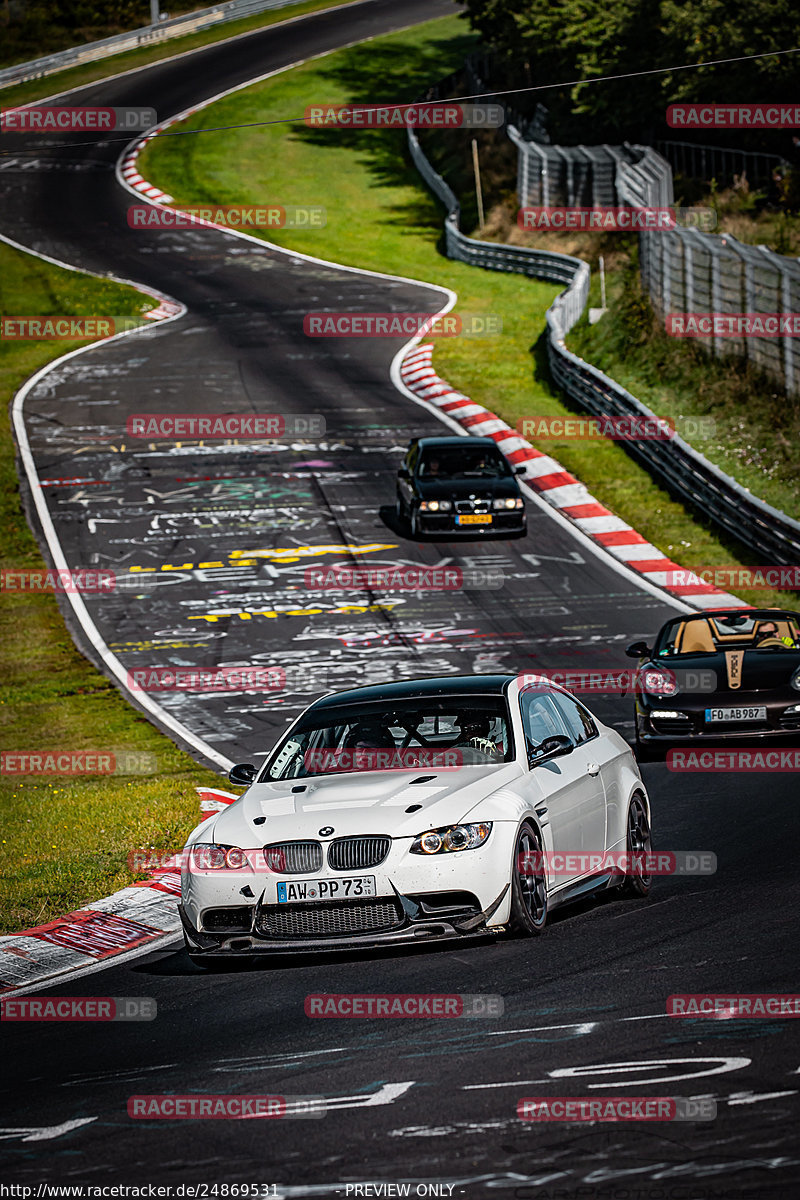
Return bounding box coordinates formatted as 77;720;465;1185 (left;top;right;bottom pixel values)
406;118;800;566
0;0;303;90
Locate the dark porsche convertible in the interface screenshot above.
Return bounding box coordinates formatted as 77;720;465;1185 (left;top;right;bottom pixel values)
396;436;527;537
627;608;800;756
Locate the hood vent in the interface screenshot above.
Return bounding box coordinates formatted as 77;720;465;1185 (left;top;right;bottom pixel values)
410;776;436;785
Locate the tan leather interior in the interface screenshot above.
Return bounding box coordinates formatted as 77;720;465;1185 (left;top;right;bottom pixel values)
677;620;715;654
670;615;799;654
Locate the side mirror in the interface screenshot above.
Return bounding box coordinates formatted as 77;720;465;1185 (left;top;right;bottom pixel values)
397;466;410;479
529;734;572;766
514;465;526;475
229;763;258;787
626;641;652;659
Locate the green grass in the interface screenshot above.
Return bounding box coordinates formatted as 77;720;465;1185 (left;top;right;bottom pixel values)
0;241;222;933
0;0;364;110
139;14;800;612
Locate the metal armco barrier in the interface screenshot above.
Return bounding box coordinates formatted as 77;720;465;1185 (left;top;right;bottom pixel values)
0;0;304;90
407;117;800;566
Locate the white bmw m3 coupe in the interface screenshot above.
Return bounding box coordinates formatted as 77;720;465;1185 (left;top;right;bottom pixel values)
179;675;652;963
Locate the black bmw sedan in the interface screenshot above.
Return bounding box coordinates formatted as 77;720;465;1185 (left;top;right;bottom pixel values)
396;436;527;537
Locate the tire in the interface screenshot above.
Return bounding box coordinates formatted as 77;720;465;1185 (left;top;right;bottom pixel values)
409;507;420;539
395;492;405;522
509;820;548;935
619;794;652;897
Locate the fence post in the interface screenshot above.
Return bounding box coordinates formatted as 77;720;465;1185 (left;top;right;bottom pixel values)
781;266;796;397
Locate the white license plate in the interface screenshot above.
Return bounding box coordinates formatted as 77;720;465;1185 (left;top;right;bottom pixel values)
277;876;376;903
705;706;767;722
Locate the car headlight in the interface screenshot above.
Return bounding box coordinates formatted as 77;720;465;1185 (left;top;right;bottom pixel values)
493;497;523;510
791;668;800;692
410;822;492;855
419;500;452;512
639;663;679;698
187;843;253;872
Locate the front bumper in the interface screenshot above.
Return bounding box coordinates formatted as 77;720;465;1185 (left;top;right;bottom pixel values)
636;698;800;744
417;512;526;536
179;883;509;958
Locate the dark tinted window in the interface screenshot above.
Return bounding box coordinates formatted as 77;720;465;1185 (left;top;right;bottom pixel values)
417;446;510;480
519;690;572;749
264;695;515;778
553;693;598;745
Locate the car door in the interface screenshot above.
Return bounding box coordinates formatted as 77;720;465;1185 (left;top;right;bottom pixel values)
550;691;610;854
397;443;418;510
518;690;607;888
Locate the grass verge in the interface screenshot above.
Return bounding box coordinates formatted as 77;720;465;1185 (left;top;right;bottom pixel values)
0;241;221;934
139;14;799;611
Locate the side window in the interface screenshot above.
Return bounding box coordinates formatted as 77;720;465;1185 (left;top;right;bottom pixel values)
553;693;598;745
519;690;572;750
406;444;419;474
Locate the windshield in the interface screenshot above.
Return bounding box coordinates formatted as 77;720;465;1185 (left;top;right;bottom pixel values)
264;696;515;779
417;447;510;480
655;611;800;657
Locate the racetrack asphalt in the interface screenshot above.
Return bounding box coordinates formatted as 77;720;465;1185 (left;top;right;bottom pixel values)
0;0;798;1192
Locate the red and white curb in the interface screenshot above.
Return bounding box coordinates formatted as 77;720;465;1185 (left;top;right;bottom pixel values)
0;788;238;993
120;132;174;206
400;344;748;612
120;111;242;238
